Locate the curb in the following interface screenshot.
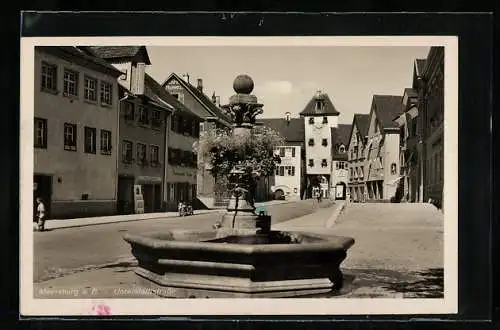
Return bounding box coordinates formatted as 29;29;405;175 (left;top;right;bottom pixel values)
325;201;346;228
44;210;224;231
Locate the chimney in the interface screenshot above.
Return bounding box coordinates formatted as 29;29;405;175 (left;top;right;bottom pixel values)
216;96;221;106
131;62;145;95
197;79;203;93
212;92;217;103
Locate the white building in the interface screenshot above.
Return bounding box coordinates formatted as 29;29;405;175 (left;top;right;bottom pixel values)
329;124;352;199
259;115;305;201
272;145;302;200
300;91;340;199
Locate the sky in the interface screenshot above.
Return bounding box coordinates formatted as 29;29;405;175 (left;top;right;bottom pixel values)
145;46;430;125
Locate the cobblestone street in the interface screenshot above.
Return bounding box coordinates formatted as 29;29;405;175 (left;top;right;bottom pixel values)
33;202;444;299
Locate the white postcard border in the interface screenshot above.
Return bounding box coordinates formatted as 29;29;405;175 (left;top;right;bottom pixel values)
20;36;458;316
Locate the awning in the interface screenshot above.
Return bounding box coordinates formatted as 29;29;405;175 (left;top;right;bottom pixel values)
407;106;419;119
387;176;403;185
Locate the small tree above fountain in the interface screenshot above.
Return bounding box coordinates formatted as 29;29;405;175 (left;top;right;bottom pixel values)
194;74;284;231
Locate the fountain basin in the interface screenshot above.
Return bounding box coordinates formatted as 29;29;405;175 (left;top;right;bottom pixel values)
123;229;355;298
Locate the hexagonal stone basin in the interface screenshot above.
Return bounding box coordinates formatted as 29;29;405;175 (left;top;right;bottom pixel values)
123;229;355;298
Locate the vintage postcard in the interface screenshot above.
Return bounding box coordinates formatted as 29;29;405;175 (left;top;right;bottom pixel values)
20;36;458;316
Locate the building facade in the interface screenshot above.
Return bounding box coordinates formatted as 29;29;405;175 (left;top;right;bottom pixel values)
330;124;351;199
260;115;305;201
162;73;233;208
419;47;444;209
347;114;370;202
363;95;403;201
393;86;420;203
165;104;204;211
34;46;122;219
300;91;340;199
80;46;175;215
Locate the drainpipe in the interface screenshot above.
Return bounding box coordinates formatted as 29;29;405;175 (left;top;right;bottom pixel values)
116;92;130;213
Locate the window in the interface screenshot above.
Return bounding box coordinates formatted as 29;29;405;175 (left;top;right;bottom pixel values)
100;81;113;105
84;127;96;154
279;166;284;176
192;120;199;137
336;162;347;170
151;110;162;129
291;147;296;157
150;145;160;165
84;76;97;101
339;145;346;153
308;159;314;167
137;143;147;164
308;117;314;125
308;139;314;147
321;159;328;168
390;163;397;175
171;115;177;132
322;116;328;124
286;166;295;176
63;123;77;151
122;140;133;162
138;106;149;125
100;130;112;155
200;122;205;132
279;147;285;157
172;93;184;104
63;69;78;96
123;101;135;121
34;118;47;149
315;100;323;111
169;184;175;201
41;62;57;91
360;166;364;177
322;138;328;147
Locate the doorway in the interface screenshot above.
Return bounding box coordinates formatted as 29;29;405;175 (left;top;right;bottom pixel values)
33;174;52;219
117;176;134;214
142;184;154;213
154;184;162;212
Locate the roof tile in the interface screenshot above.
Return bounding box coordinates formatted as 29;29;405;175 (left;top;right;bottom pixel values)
299;93;340;116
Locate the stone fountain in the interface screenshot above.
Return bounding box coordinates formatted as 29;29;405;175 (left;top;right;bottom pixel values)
123;75;355;298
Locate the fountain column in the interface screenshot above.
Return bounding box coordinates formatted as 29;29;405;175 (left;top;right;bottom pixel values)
219;74;265;232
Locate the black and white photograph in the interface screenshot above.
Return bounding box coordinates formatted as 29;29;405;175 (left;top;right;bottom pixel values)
20;36;458;316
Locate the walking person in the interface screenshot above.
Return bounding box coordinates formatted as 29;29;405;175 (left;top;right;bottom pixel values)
35;197;46;231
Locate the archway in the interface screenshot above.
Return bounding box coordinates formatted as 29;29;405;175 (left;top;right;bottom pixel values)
274;189;285;200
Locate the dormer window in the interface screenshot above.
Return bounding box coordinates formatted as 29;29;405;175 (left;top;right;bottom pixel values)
308;117;314;125
322;116;328;124
285;112;291;122
338;145;346;153
315;100;323;111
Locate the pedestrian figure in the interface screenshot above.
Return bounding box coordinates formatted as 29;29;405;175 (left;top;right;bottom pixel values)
35;197;46;231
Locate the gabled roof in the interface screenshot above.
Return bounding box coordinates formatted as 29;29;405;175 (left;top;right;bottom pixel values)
331;124;352;160
162;73;233;125
346;114;370;150
413;58;427;89
37;46;124;77
299;93;340;117
372;95;404;130
258;118;304;143
353;114;370;138
415;59;427;76
144;73;204;121
79;46;151;65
